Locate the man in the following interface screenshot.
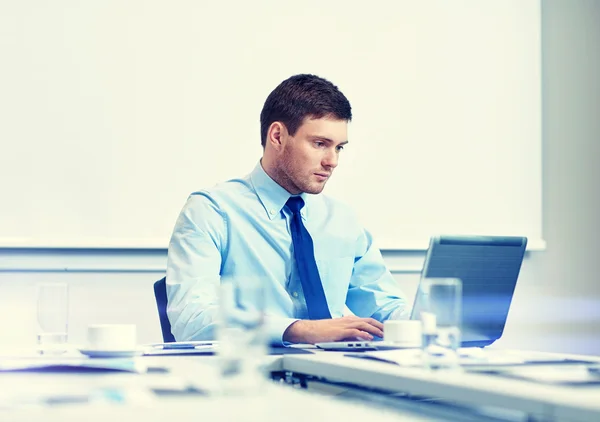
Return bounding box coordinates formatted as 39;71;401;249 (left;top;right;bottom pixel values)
166;74;407;345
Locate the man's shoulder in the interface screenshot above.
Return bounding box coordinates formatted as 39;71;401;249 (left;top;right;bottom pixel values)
188;176;252;205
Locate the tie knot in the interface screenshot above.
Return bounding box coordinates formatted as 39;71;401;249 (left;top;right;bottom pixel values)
286;196;305;214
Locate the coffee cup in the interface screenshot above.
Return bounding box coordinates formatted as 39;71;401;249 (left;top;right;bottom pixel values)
87;324;137;351
383;320;421;347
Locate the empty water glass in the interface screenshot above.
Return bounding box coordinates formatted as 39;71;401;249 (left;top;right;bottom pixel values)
36;282;69;354
217;276;267;395
418;278;462;370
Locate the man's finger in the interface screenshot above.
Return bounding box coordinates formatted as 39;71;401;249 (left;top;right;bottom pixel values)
354;321;384;338
365;318;384;330
344;329;373;341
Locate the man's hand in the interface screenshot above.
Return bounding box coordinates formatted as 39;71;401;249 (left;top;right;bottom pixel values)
282;316;384;344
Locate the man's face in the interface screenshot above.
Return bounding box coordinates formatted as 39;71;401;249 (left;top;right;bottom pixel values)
277;117;348;195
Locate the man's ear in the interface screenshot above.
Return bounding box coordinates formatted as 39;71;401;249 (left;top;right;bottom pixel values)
267;122;288;151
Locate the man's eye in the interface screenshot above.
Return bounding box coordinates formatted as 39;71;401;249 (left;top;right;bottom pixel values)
315;141;325;147
336;145;345;151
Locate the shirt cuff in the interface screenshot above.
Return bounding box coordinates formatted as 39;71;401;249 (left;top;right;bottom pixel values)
387;305;411;321
265;316;299;346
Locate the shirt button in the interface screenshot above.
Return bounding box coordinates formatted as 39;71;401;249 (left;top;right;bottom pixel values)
269;209;275;215
292;292;299;298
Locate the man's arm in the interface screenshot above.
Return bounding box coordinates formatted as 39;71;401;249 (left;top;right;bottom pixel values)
166;193;226;341
283;316;384;344
346;228;409;320
167;193;303;345
283;227;404;345
282;227;399;344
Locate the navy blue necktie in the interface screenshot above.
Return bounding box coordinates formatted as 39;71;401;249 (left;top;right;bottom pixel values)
286;196;332;320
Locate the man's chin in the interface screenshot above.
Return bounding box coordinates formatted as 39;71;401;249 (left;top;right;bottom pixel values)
302;184;326;195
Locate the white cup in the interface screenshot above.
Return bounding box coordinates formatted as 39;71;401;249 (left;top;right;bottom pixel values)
383;320;422;347
87;324;137;351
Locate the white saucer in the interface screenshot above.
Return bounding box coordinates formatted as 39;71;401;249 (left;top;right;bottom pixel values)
79;349;143;358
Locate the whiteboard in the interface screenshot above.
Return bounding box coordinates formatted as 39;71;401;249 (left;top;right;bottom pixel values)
0;0;542;250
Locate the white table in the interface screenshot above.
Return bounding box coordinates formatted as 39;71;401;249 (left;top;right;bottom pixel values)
2;381;440;422
0;352;449;421
281;350;600;422
2;348;600;421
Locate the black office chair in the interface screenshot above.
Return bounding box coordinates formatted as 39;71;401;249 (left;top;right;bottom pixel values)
152;277;312;356
153;276;176;343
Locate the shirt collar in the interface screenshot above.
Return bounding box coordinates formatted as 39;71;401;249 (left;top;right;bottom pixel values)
249;161;310;220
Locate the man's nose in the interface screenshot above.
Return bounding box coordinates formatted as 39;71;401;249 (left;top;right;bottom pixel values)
323;149;339;169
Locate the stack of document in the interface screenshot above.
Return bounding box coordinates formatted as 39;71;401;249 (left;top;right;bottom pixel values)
142;341;217;356
0;357;146;373
346;348;594;368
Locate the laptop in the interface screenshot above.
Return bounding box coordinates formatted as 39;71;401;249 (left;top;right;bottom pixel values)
317;234;527;351
416;235;527;348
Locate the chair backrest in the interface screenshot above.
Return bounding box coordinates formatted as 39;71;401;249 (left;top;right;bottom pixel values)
153;277;176;343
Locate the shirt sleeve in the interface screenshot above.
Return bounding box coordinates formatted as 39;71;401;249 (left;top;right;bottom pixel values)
264;316;299;346
166;193;227;341
166;193;298;345
346;228;410;321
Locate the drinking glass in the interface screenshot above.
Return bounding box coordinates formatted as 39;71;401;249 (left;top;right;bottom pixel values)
217;276;267;395
418;278;462;370
36;282;69;354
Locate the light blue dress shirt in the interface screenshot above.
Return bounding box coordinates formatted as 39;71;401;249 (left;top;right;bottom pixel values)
166;162;407;345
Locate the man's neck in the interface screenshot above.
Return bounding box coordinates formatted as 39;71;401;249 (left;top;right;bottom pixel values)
260;157;301;195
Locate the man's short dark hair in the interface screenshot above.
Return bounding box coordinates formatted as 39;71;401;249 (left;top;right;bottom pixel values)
260;74;352;147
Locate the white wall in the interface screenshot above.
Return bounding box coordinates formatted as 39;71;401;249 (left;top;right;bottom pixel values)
0;0;543;250
0;270;162;348
1;0;599;355
501;0;600;355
